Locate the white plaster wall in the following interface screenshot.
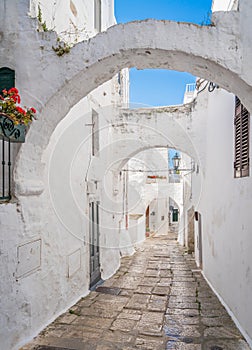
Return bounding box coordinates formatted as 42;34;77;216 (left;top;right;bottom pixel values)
0;96;125;350
29;0;116;40
0;1;127;349
192;87;252;346
2;0;252;348
128;215;145;246
212;0;238;12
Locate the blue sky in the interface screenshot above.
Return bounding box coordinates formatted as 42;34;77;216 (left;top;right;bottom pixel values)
115;0;213;106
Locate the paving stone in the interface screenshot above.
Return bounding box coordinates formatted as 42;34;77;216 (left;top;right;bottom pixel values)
110;318;137;332
119;289;134;297
168;302;199;310
169;296;197;303
137;311;164;334
113;276;142;289
79;306;119;318
153;285;170;296
22;233;250;350
145;268;160;277
39;325;69;338
203;339;251;350
170;288;197;297
166;342;201;350
157;278;172;286
125;294;150;310
117;309;142;321
72;316;113;329
147;295;168;312
167;308;200;317
165;315;200;326
140;276;160;286
201;316;233;327
135;285;153;294
96;344;117;350
54;313;78;324
203;326;242;339
135;336;165;349
160;270;173;278
103;330;134;343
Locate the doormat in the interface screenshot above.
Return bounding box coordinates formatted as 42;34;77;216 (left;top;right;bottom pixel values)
95;286;121;295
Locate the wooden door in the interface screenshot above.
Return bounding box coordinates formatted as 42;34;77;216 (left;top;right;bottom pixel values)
89;202;101;288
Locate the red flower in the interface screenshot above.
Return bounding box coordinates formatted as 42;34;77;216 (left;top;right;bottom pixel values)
2;89;7;95
16;106;26;115
12;95;18;103
30;107;36;114
8;87;19;94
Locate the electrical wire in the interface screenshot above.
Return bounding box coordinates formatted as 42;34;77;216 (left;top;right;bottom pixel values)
121;169;191;173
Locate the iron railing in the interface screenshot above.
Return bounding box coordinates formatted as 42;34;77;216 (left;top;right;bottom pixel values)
0;138;11;201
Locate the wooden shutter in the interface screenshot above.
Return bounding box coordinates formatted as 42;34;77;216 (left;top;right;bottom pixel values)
234;97;250;178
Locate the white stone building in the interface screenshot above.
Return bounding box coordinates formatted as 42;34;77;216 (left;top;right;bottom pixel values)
0;1;129;349
1;0;252;348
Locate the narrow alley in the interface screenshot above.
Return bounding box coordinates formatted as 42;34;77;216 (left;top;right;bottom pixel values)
22;232;249;350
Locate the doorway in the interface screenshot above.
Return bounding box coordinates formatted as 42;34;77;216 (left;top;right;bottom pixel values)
145;205;150;237
195;211;203;269
89;201;101;288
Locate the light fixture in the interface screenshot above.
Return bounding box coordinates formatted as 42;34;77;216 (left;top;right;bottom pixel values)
172;152;181;171
171;152;195;173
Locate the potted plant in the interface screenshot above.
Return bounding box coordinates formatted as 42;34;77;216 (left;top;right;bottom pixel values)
0;88;36;142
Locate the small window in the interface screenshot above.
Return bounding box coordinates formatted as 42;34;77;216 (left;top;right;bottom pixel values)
234;97;250;178
94;0;101;32
92;109;99;156
0;67;15;95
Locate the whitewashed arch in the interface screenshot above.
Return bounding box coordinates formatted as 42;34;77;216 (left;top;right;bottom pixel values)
14;11;252;194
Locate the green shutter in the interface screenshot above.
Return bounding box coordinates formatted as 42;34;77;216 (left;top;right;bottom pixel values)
172;209;179;222
0;67;15;94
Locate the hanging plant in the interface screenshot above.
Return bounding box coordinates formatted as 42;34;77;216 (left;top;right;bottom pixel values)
0;88;37;125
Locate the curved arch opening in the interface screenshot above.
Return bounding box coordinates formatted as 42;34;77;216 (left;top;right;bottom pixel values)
15;17;252;186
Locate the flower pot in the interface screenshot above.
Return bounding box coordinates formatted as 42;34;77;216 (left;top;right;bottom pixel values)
0;113;26;143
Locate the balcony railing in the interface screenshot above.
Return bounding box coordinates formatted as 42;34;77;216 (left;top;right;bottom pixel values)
183;83;197;104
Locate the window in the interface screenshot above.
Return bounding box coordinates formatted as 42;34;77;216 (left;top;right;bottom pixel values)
92;109;99;156
94;0;101;32
234;96;250;178
0;67;15;94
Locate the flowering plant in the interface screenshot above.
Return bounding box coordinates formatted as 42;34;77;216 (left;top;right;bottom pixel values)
0;88;36;125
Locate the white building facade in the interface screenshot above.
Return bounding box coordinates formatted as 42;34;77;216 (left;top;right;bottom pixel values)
1;0;252;348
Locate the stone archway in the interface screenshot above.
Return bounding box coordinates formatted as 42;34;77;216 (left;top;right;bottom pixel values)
13;9;252;195
88;103;197;181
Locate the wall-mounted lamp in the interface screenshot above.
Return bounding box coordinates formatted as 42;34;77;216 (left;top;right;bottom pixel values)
172;152;181;171
171;152;195;173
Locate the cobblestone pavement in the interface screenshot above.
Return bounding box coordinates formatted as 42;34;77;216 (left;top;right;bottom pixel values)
21;233;250;350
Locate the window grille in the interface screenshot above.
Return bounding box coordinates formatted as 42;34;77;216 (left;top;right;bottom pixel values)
0;67;15;201
234;97;250;178
0;138;11;201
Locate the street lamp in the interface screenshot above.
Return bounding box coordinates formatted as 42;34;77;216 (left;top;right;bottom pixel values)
171;152;195;173
172;152;181;171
